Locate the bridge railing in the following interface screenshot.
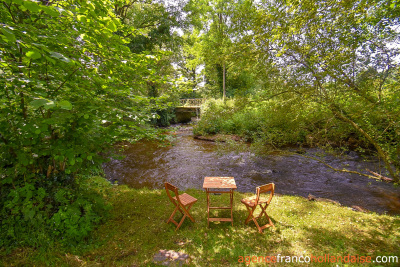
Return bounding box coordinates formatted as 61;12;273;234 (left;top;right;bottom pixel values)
179;98;204;107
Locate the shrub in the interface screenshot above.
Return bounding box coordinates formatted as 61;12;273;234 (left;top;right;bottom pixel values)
194;97;367;149
0;176;111;250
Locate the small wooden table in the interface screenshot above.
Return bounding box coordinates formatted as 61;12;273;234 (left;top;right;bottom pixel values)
203;176;237;227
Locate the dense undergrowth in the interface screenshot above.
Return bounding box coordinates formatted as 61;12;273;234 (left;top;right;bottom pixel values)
0;174;111;250
1;176;399;266
194;98;375;151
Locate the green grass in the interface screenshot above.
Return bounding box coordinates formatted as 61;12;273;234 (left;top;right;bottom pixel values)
1;177;399;266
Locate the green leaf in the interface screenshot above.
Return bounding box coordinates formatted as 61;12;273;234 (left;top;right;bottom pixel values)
18;153;29;166
30;99;49;109
49;52;71;63
42;6;59;17
84;114;89;119
12;0;23;4
1;28;16;43
1;177;13;185
26;50;42;60
32;43;50;52
106;21;117;32
87;2;95;10
45;55;56;64
58;100;73;110
23;1;41;13
26;209;35;220
44;100;56;109
77;15;87;23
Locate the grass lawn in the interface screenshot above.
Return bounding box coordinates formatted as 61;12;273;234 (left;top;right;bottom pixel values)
1;177;399;266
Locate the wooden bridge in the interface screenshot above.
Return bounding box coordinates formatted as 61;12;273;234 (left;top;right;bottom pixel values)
175;98;204;122
176;98;204;113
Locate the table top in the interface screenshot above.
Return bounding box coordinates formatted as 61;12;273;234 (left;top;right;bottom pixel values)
203;177;237;189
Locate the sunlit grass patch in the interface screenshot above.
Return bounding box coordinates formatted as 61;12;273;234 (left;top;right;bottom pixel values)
1;179;399;266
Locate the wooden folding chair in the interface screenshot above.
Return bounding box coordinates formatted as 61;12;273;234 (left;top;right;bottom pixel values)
241;183;275;233
165;182;198;231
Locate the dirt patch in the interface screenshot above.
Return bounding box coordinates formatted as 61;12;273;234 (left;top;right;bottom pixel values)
153;250;190;266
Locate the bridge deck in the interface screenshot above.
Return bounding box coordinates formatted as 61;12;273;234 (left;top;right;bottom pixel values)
179;98;204;108
176;106;201;108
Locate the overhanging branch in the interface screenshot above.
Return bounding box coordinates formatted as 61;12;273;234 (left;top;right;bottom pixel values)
296;153;394;183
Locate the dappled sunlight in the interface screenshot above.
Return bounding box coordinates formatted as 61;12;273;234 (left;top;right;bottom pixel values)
2;185;398;266
98;187;394;266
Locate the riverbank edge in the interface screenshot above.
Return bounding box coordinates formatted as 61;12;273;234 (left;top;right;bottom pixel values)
1;176;399;266
194;133;244;143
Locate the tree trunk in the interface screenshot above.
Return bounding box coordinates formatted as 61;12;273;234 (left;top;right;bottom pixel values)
330;105;399;182
223;61;226;101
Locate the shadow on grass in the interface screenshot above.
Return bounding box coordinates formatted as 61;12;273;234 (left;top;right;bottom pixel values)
79;188;398;266
302;224;400;266
2;186;398;266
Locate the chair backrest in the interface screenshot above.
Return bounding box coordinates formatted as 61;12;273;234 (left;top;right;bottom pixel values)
256;183;275;205
165;182;181;205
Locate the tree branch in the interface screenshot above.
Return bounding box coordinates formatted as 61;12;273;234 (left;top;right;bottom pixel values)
329;104;398;182
297;153;393;182
2;1;17;24
52;68;79;95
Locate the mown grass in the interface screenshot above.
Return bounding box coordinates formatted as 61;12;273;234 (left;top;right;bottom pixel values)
1;177;399;266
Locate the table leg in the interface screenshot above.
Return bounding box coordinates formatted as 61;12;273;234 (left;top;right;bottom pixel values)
208;192;210;227
230;189;234;226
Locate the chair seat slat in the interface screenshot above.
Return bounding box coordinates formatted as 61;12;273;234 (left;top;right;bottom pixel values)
241;196;269;207
173;193;197;206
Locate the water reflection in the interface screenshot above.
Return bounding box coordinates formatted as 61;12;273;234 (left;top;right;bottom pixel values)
104;126;400;215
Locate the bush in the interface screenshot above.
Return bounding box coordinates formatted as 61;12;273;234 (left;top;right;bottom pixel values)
0;176;111;250
193;99;236;135
194;97;367;149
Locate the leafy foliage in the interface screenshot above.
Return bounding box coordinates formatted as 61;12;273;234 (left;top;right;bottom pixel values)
0;0;168;248
194;98;358;149
0;175;110;248
192;0;400;181
252;0;400;180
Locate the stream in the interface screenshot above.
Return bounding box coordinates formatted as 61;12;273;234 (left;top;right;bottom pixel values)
104;125;400;215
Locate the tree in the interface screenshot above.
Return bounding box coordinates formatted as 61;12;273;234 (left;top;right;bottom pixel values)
185;0;259;99
253;0;400;181
114;0;187;126
0;0;160;246
172;31;204;97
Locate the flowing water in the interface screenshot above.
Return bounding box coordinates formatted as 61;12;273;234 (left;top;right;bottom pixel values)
104;125;400;215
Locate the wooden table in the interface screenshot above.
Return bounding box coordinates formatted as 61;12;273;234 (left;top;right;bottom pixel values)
203;177;237;227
